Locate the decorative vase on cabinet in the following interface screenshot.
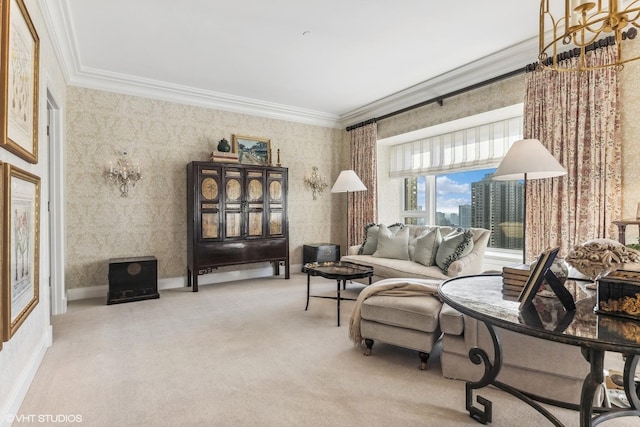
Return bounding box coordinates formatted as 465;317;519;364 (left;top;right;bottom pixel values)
186;161;290;291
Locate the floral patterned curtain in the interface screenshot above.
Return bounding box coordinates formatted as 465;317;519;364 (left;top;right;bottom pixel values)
524;45;621;261
349;123;378;247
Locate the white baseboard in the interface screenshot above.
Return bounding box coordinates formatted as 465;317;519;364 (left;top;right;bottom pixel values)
0;328;51;427
67;264;302;301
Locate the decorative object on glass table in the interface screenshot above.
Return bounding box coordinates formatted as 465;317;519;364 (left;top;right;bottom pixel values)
534;257;569;298
518;247;575;311
596;267;640;320
565;238;640;281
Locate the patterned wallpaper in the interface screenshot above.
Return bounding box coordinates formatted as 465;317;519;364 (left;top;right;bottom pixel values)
65;87;347;289
377;76;526;140
620;40;640;244
67;45;640;290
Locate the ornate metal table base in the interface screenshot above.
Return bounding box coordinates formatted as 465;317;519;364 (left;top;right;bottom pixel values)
585;352;640;426
466;320;640;427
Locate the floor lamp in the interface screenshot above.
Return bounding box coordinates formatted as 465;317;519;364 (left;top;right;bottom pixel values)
331;170;367;252
492;139;567;264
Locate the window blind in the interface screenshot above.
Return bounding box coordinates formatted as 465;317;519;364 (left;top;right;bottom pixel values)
389;116;523;178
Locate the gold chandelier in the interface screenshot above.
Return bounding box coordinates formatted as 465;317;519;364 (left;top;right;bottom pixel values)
539;0;640;71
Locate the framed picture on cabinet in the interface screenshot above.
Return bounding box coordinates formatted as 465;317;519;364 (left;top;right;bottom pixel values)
0;0;40;164
232;134;271;166
2;163;40;341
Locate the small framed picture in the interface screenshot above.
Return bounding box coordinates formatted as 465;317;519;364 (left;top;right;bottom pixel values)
232;135;271;166
2;162;40;341
518;247;560;310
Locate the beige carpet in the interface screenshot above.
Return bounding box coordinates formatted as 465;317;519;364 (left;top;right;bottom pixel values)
16;274;637;426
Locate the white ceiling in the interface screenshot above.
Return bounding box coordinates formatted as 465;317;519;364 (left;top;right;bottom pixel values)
39;0;542;128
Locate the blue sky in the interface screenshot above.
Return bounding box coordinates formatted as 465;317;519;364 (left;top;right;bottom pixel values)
417;168;496;214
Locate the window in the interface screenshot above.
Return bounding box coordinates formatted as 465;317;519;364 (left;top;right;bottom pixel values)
387;105;525;252
402;169;524;250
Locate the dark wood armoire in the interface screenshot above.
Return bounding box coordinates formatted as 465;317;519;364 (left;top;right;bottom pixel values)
187;161;290;291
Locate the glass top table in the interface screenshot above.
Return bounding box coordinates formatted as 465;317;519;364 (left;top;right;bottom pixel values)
438;274;640;427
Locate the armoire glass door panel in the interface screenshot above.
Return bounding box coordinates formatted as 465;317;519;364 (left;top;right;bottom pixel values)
226;212;242;237
268;180;282;201
226;178;242;202
247;174;264;202
269;212;283;235
248;212;263;236
201;177;220;201
201;212;219;239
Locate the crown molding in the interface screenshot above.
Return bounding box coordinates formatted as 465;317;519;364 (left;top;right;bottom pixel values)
69;68;342;128
339;36;540;129
37;0;343;129
38;0;77;84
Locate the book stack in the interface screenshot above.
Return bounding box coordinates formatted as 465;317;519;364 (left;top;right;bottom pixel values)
502;264;531;297
210;151;239;163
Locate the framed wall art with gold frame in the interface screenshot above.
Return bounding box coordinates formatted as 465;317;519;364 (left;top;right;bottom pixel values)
2;163;40;341
0;161;3;350
232;134;271;166
0;0;40;164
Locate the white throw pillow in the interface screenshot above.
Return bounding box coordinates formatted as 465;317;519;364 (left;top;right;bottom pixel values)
414;228;442;266
373;224;410;260
359;223;403;255
435;228;474;273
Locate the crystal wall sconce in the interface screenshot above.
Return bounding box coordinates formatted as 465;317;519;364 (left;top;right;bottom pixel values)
104;151;142;197
304;166;328;200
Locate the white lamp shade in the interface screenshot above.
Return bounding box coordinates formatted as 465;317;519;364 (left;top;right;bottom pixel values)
492;139;567;181
331;170;367;193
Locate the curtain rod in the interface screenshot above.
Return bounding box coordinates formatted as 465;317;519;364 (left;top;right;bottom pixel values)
345;67;525;132
527;27;637;70
347;27;638;132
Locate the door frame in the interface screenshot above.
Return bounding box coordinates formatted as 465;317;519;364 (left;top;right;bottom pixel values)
47;89;66;315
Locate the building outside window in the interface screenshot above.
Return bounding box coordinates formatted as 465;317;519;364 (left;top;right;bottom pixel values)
402;169;524;251
389;106;525;254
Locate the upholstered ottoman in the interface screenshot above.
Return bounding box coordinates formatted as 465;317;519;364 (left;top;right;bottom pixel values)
357;279;443;370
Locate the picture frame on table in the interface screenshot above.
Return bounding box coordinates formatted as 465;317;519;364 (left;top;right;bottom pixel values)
2;163;40;341
0;0;40;164
232;134;271;166
518;247;560;310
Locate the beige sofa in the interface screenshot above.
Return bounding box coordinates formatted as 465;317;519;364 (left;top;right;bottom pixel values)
344;224;594;404
439;300;594;405
341;224;491;282
344;224;490;369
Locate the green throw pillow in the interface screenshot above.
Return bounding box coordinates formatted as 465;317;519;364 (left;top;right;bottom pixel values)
359;223;403;255
414;228;442;266
359;223;379;255
373;224;410;260
435;228;474;274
